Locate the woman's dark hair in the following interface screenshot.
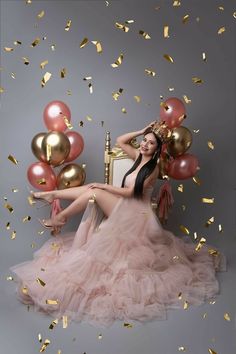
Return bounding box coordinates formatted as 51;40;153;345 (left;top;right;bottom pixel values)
121;128;162;198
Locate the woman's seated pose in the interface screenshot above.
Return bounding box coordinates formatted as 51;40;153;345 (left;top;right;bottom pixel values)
10;121;226;328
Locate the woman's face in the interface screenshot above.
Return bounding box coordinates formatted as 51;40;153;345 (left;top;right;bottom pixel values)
140;132;158;156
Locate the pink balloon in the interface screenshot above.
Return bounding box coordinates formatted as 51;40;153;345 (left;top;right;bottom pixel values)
43;101;71;132
65;131;84;162
167;153;199;180
160;97;186;128
27;162;57;191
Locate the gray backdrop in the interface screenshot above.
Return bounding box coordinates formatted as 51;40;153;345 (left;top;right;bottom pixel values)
1;1;235;354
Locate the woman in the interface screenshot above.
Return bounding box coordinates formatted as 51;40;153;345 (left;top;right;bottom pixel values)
10;121;225;327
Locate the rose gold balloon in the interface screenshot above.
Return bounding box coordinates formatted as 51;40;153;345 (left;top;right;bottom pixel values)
57;163;86;190
167;153;199;180
65;131;84;162
41;131;70;166
31;132;47;162
43;100;71;132
167;126;192;157
27;162;57;191
160;97;186;128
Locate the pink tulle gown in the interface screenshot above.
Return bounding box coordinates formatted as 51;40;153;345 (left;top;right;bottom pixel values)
10;171;226;327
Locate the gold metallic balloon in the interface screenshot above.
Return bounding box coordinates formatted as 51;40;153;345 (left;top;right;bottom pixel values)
158;153;170;179
31;132;47;162
41;131;70;166
57;163;86;189
167;126;192;157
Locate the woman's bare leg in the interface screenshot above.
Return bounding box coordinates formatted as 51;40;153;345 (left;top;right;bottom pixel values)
43;188;120;226
33;185;91;202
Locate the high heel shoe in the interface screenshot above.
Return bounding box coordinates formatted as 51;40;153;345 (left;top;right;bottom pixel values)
38;217;66;236
31;191;54;208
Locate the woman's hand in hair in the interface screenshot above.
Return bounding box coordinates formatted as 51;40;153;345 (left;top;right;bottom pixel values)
141;120;158;134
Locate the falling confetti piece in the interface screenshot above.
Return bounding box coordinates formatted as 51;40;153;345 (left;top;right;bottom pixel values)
210;300;216;305
98;334;103;339
193;129;200;133
224;313;231;321
86;115;92;121
163;54;174;63
178;347;186;352
83;76;92;80
91;41;103;53
123;322;133;328
205;216;215;227
66;90;72;95
41;72;52;87
51;44;56;51
38;334;42;343
202;198;214;204
180;225;190;235
40;60;48;69
233;12;236;19
154;6;161;10
46;299;59;305
4;203;14;213
6;222;10;230
115;22;129;32
134;95;141;103
4;47;14;52
22;57;30;65
37;10;45;18
22;216;31;222
13;40;22;46
202;52;207;61
218;6;224;11
88;83;93;93
183;95;191;103
208;141;214;150
121;108;127;113
193;232;198;240
65;20;72;31
208;349;217;354
0;87;4;93
112;88;123;100
125;19;134;24
63;116;73;129
218;26;225;34
208;249;219;257
31;37;40;47
168;87;175;91
8;154;18;164
36;278;46;287
182;14;189;24
192;176;201;185
173;0;181;6
178;292;182;299
164;25;169;38
192;77;203;84
183;301;189;309
105;1;109;6
177;184;183;192
11;72;16;79
145;69;156;76
195;237;206;251
62;315;68;328
181;205;186;211
6;276;14;281
79;121;84;127
11;231;16;239
139;30;151;39
111;53;124;68
31;243;36;248
203;312;207;319
40;339;50;352
60;68;67;78
80;37;89;48
218;224;223;232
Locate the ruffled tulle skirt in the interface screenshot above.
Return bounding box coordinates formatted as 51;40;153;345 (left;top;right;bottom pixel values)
10;197;226;327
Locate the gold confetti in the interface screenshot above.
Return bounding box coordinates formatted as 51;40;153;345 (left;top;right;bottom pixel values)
178;292;182;299
193;129;200;133
205;216;215;227
40;339;50;352
209;300;216;305
192;176;201;185
4;203;14;213
91;41;103;53
105;0;109;6
62;315;68;328
79;121;84;127
177;184;183;192
28;196;35;206
88;83;93;94
115;22;129;32
163;54;174;63
31;243;36;248
178;347;186;352
11;231;16;239
83;76;92;81
218;26;225;35
202;52;207;62
63;116;73;129
8;154;18;164
80;37;89;48
134;95;141;103
112;88;123;100
224;313;231;321
14;40;22;46
11;72;16;79
168;87;175;91
31;37;40;47
218;224;223;232
164;25;169;38
145;69;156;76
57;351;61;354
154;6;161;10
208;349;217;354
180;225;190;235
139;30;151;39
233;12;236;19
203;312;207;319
111;53;124;68
182;15;189;24
121;108;127;114
195;237;206;251
125;19;134;24
46;299;59;305
22;216;31;222
41;72;52;87
22;57;30;65
66;90;72;95
37;10;45;18
183;95;191;104
123;322;133;328
40;60;48;69
202;197;214;204
173;1;181;6
38;333;42;343
0;87;4;93
6;276;13;281
49;319;59;330
86;115;92;121
65;19;72;31
183;301;189;309
50;44;56;51
192;77;203;84
208;249;219;257
36;278;46;287
181;205;186;211
60;68;67;78
4;47;14;52
218;6;224;11
6;222;10;230
208;141;214;150
193;232;198;240
98;334;103;339
21;286;28;294
38;230;45;235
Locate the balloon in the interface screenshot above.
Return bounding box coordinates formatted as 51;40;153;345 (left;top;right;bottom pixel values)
65;131;84;162
158;153;170;179
160;97;186;128
167;126;192;157
41;131;70;166
167;153;199;180
57;163;86;189
27;162;57;191
43;100;71;132
31;132;47;162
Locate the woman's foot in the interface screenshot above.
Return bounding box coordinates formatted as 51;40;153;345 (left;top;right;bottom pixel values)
32;191;55;204
38;215;67;235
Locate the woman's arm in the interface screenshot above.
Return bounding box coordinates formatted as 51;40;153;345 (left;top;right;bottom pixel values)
89;183;134;198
